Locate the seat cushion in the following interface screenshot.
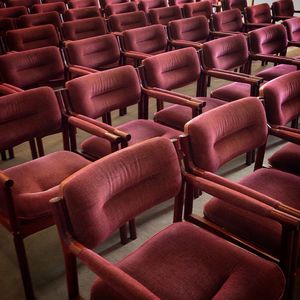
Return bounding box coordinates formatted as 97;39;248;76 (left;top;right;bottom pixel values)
269;142;300;176
256;64;297;81
204;168;300;257
91;222;285;300
210;82;251;102
154;97;226;130
81;120;182;159
1;151;90;220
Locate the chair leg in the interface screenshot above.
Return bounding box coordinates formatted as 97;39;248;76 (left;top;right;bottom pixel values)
1;150;7;161
119;108;127;116
246;150;255;166
8;148;14;159
129;219;137;240
13;233;35;300
119;224;129;244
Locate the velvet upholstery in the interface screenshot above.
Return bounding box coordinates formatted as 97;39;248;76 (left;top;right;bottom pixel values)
212;8;244;32
68;0;100;8
0;6;28;18
100;0;128;9
64;7;101;21
18;11;62;28
182;1;213;19
283;17;300;42
105;2;138;16
222;0;247;11
272;0;295;18
31;2;66;14
62;17;106;40
245;3;272;24
148;6;182;25
6;25;60;51
138;0;167;14
168;0;193;8
6;0;39;7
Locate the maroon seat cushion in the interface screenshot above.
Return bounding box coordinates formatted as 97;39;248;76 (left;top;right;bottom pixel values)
255;64;297;81
0;151;90;220
81;119;182;158
204;168;300;257
269;142;300;176
154;97;226;130
91;222;285;300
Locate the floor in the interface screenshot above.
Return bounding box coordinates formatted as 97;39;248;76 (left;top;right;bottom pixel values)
0;48;300;299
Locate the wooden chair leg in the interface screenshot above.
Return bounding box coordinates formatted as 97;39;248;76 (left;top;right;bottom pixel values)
119;224;129;245
8;148;14;159
246;150;255;166
119;108;127;116
129;219;137;240
13;233;35;300
1;150;7;161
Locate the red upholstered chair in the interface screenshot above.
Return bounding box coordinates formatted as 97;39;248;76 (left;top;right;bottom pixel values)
6;0;39;8
99;0;128;10
62;17;107;41
148;6;182;26
202;0;221;12
169;0;194;9
180;97;300;299
105;2;137;16
283;17;300;45
63;7;101;21
221;0;248;12
107;11;148;32
0;87;92;299
51;136;286;300
272;0;300;21
31;2;67;14
6;24;60;51
138;0;167;14
139;47;226;131
182;1;213;19
244;3;275;28
68;0;100;8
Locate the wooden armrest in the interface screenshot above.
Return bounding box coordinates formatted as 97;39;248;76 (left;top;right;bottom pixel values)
269;125;300;146
169;39;202;49
250;53;300;66
68;65;98;77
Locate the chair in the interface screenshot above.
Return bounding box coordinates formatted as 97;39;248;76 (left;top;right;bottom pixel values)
182;1;213;19
0;87;92;299
221;0;248;12
105;1;138;16
244;3;275;28
51;136;286;300
99;0;128;10
148;6;182;26
138;0;167;14
283;17;300;46
62;17;107;41
139;47;226;131
68;0;100;8
272;0;300;21
31;2;67;14
6;0;39;8
180;97;300;299
64;7;102;21
168;0;194;9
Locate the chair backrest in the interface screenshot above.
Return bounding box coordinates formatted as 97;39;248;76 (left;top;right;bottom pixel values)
64;7;101;21
62;17;106;40
68;0;100;8
66;65;141;118
182;1;213;19
6;24;60;51
0;46;65;88
138;0;167;14
260;70;300;126
245;3;272;24
202;33;249;70
6;0;39;8
65;34;120;69
105;2;138;17
60;137;182;249
168;16;209;43
108;11;148;32
168;0;193;8
0;6;28;18
149;6;182;25
248;24;288;55
283;17;300;42
142;47;201;90
212;8;243;32
222;0;247;11
18;11;62;28
31;2;66;14
0;87;62;150
272;0;294;17
100;0;128;9
184;97;268;172
122;24;167;54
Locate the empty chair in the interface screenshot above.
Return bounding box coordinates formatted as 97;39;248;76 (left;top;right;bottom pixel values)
6;24;60;51
138;0;167;14
182;1;213;19
180;97;300;299
272;0;300;21
221;0;248;11
62;17;107;41
244;3;275;28
31;2;67;14
64;7;101;21
51;136;286;300
0;87;91;299
68;0;100;8
18;11;62;29
6;0;39;8
105;1;138;16
140;47;226;131
148;6;182;26
108;11;148;32
169;0;194;9
283;17;300;45
99;0;128;9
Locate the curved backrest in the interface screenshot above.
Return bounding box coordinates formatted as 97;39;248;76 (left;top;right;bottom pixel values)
184;97;268;172
0;6;28;18
149;6;182;25
169;0;193;8
62;17;106;40
283;17;300;42
123;24;167;54
64;7;101;21
100;0;128;9
105;2;138;16
68;0;100;8
6;24;60;51
6;0;39;7
108;11;148;32
222;0;247;11
260;70;300;126
272;0;294;17
0;46;64;88
61;137;182;249
0;87;62;150
245;3;272;24
212;8;243;32
249;24;288;55
31;2;66;14
142;47;200;90
65;34;120;69
202;33;248;70
168;16;209;43
183;1;213;19
18;11;62;28
66;65;141;118
138;0;167;14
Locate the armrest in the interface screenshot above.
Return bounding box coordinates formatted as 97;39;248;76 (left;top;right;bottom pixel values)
250;53;300;66
169;39;203;50
269;125;300;146
272;15;292;21
288;41;300;47
211;31;241;38
122;50;152;61
0;83;24;95
244;23;272;30
67;65;98;77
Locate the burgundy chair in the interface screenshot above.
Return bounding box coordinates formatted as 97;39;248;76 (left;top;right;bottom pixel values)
0;87;92;299
68;0;100;8
105;1;138;16
62;17;107;41
31;2;67;14
6;0;39;8
272;0;300;21
168;0;194;9
138;0;167;14
6;24;60;51
283;17;300;45
99;0;128;10
139;47;226;131
180;97;300;299
244;3;275;28
148;6;182;26
108;11;148;32
63;6;101;21
221;0;248;12
182;1;213;19
202;0;221;12
51;136;286;300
